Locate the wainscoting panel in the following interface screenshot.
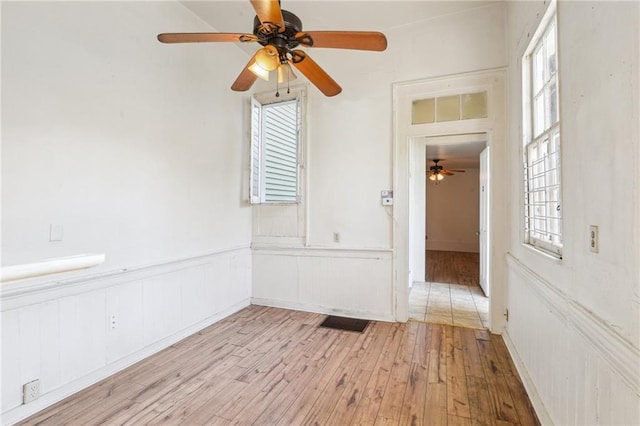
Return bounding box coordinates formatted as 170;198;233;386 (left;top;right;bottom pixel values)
0;247;251;425
504;254;640;426
252;247;394;321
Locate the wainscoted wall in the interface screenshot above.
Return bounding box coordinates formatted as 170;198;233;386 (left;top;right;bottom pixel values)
504;255;640;425
504;1;640;424
252;247;394;322
1;247;251;425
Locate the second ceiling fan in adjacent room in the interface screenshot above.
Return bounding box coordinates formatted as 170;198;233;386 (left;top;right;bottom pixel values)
428;159;466;182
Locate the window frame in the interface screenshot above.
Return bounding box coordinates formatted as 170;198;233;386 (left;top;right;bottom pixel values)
250;88;305;205
522;2;563;258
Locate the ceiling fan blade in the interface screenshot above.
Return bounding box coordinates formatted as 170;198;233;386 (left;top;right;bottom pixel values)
290;50;342;97
157;33;257;44
250;0;285;32
447;169;466;173
441;170;455;176
231;53;259;92
296;31;388;51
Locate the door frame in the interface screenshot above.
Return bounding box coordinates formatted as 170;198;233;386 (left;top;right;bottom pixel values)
392;69;507;333
411;133;487;284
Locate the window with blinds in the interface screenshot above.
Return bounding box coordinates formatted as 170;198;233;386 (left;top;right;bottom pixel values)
250;96;300;204
522;4;562;257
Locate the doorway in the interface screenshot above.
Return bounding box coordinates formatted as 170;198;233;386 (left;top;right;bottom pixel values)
408;134;489;329
392;69;507;331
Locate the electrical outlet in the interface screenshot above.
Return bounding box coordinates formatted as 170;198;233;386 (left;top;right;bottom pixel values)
49;224;63;242
23;379;40;404
590;225;599;253
109;315;117;329
333;232;340;243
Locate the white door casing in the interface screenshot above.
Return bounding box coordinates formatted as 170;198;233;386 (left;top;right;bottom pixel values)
479;146;490;297
392;69;507;332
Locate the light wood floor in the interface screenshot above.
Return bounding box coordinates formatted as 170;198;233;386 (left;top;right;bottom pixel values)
20;306;539;426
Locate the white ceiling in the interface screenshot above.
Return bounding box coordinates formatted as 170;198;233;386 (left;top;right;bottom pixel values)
181;1;498;39
425;136;486;169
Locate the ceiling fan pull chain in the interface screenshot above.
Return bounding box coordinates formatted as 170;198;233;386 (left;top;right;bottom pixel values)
275;78;280;97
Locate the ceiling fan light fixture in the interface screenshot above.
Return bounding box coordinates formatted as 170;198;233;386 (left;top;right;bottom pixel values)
255;45;280;71
429;172;444;182
277;63;297;83
248;61;271;80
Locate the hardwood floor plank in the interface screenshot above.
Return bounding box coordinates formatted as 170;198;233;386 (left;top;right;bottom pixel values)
398;322;430;426
18;307;540;426
476;337;520;424
449;413;474;426
447;327;471;419
277;331;361;425
491;335;540;426
325;322;392;425
230;325;342;424
299;329;372;425
427;324;447;385
350;323;404;426
426;250;479;287
377;321;418;421
424;382;448;425
249;328;342;425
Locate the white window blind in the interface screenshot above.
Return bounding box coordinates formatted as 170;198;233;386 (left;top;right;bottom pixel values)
250;97;300;204
523;6;562;257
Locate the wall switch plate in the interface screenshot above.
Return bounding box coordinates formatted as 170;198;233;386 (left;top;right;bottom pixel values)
49;224;63;242
333;232;341;243
381;190;393;205
23;379;40;404
589;225;599;253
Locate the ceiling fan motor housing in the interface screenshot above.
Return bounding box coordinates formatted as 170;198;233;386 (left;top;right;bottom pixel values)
253;10;303;53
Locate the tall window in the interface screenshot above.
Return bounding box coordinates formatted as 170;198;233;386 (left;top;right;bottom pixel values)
250;94;301;204
523;6;562;257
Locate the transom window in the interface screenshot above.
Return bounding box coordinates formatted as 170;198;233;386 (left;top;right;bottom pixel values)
250;94;301;204
522;5;562;257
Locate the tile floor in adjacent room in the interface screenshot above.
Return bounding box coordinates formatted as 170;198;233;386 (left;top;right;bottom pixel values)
409;281;489;329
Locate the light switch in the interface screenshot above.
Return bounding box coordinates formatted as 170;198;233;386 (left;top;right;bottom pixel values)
381;190;393;206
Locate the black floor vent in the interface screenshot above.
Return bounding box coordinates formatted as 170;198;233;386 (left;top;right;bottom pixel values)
319;315;370;333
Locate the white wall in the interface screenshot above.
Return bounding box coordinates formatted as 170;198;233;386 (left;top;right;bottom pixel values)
504;1;640;424
426;169;480;253
252;3;507;320
1;2;252;423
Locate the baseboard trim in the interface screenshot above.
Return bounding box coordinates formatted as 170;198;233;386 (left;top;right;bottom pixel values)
251;297;394;322
502;330;554;425
2;298;250;426
506;253;640;394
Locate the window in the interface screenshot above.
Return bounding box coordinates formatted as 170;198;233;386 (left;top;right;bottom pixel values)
522;4;562;257
411;91;488;124
250;93;302;204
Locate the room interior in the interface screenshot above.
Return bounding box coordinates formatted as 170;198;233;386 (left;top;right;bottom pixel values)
1;1;639;425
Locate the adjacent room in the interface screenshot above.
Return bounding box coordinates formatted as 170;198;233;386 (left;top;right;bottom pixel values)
2;1;639;425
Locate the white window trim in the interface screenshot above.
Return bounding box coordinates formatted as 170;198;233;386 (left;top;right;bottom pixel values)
250;87;306;205
522;1;563;258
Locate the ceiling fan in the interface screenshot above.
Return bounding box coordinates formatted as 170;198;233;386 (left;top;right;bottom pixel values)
428;159;466;182
157;0;388;97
